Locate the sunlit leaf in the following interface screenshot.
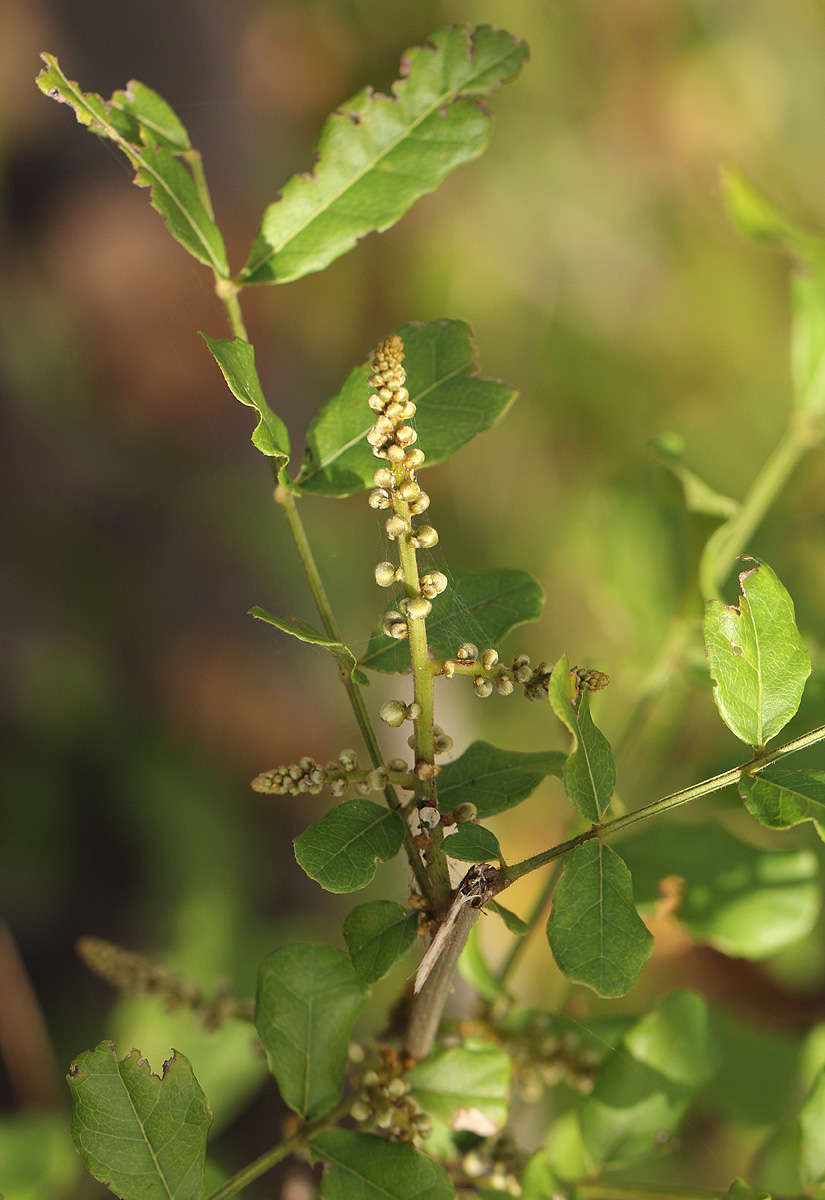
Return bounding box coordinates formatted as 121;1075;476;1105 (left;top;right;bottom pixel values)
443;823;500;863
110;79;191;151
521;1150;561;1199
362;567;543;673
704;558;810;747
741;768;825;842
621;821;820;959
548;656;615;821
250;608;364;681
310;1129;453;1200
294;800;404;892
66;1042;210;1200
201;337;290;469
256;945;367;1120
792;274;825;424
405;1041;511;1129
343;900;419;983
37;55;228;275
722;167;825;270
437;741;564;820
241;26;528;285
297;320;515;496
547;840;652;997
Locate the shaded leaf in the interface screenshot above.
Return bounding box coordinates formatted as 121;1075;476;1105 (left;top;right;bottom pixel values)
577;992;717;1169
241;26;528;285
406;1041;511;1128
722;167;825;269
800;1067;825;1186
621;821;820;959
792;274;825;424
444;823;501;863
294;800;404;893
201;336;290;469
256;945;366;1120
741;768;825;842
343;900;419;983
704;558;810;747
437;741;564;820
297;320;515;496
362;567;543;673
37;55;228;275
487;899;528;935
66;1042;210;1200
458;924;503;1001
310;1129;453;1200
250;608;363;681
548;656;615;821
547;841;652;997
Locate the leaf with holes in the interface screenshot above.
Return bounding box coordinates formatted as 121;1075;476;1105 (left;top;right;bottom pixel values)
240;26;528;285
704;559;810;747
297;320;515;496
362;567;543;674
437;741;564;820
66;1041;211;1200
343;901;419;983
740;769;825;842
256;945;367;1120
310;1129;454;1200
547;841;652;997
294;800;404;893
201;337;290;470
548;656;615;821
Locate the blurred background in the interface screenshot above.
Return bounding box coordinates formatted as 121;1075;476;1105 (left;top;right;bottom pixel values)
4;0;825;1194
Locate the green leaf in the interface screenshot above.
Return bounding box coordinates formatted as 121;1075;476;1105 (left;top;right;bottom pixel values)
200;336;290;469
800;1067;825;1186
37;55;228;276
547;840;652;997
721;166;825;269
240;26;528;285
458;924;504;1001
704;558;810;747
66;1042;211;1200
444;823;501;863
0;1112;80;1200
653;433;739;519
406;1041;511;1129
791;274;825;424
362;566;544;673
256;945;367;1120
250;608;363;681
437;741;564;820
297;320;516;496
310;1129;454;1200
577;992;717;1169
294;799;404;893
724;1182;771;1200
487;899;528;935
741;768;825;841
343;900;419;983
620;821;819;959
521;1151;561;1200
548;656;615;821
109;80;192;151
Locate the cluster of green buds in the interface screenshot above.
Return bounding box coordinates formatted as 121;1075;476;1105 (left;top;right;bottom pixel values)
458;1132;524;1197
441;648;610;704
348;1044;432;1145
505;1012;603;1103
251;751;410;799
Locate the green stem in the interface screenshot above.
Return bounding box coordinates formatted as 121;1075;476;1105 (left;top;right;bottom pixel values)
203;1098;350;1200
503;722;825;885
216;279;249;340
495;860;563;988
700;413;820;600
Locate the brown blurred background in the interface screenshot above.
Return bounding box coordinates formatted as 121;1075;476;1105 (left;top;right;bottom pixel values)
4;0;825;1194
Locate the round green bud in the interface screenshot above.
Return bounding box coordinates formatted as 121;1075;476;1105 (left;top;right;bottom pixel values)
379;700;406;727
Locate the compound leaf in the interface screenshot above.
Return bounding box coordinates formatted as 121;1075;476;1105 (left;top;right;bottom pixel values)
250;608;363;680
294;800;404;892
310;1129;453;1200
740;769;825;842
256;945;367;1120
66;1041;210;1200
297;320;515;496
362;566;543;674
547;841;652;997
405;1041;511;1129
621;821;819;960
444;823;501;863
201;337;290;469
37;55;228;276
241;26;528;285
548;656;615;821
343;900;419;983
437;741;565;820
704;559;810;747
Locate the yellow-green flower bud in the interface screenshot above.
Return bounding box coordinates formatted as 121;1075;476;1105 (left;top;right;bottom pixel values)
374;561;396;587
413;525;438;548
457;642;478;663
385;515;409;540
379;700;406;727
406;595;432;620
473;676;493;698
481;648;499;671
